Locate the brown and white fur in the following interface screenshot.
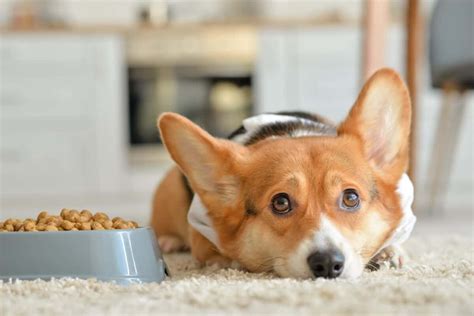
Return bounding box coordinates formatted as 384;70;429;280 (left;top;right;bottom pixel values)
151;68;411;279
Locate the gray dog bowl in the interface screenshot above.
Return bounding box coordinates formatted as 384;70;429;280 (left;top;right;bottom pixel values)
0;227;168;285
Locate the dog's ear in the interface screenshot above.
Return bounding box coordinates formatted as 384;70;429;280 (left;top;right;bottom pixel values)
158;113;245;205
338;68;411;181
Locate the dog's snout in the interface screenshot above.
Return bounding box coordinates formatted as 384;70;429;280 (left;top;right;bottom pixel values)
307;249;345;278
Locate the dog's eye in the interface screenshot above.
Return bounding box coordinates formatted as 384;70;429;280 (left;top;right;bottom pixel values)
340;189;360;211
271;193;292;214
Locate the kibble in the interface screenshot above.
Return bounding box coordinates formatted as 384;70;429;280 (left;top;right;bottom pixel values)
36;224;46;231
102;220;113;229
79;222;92;231
91;222;104;230
37;211;48;221
45;225;59;232
24;221;36;231
93;212;109;221
0;209;140;232
13;222;23;231
61;220;74;230
66;210;80;222
60;208;70;218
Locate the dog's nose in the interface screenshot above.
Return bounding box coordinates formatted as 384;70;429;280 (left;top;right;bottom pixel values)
307;249;345;278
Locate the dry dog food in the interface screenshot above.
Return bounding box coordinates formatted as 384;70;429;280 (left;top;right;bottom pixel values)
0;209;139;232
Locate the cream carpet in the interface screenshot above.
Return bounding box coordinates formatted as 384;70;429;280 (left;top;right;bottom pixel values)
1;228;473;315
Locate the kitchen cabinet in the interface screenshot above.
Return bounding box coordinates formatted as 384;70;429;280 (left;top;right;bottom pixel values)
0;34;128;197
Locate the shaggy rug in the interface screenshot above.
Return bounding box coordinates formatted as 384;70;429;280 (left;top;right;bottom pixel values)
1;232;473;315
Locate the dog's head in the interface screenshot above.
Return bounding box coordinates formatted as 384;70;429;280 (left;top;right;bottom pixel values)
158;68;411;279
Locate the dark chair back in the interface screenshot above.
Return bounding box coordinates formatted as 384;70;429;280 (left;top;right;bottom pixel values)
430;0;474;88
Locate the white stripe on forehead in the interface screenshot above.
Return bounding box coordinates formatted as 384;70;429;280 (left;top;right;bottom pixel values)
231;114;335;144
243;114;302;131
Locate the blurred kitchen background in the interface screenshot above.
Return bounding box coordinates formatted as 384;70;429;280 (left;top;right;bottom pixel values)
0;0;472;226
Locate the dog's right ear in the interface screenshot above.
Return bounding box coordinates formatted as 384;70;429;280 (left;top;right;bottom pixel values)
158;113;245;205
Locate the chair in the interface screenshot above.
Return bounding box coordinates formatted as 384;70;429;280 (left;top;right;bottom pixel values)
426;0;473;213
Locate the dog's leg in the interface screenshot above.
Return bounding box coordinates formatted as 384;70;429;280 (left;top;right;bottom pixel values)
158;235;189;253
190;228;235;268
367;245;407;270
151;166;192;253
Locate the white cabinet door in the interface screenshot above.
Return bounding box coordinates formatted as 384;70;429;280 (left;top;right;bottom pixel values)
256;27;361;122
1;124;92;195
0;35;96;119
0;34;127;197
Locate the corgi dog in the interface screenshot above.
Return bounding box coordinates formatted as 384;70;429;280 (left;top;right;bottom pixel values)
151;68;416;279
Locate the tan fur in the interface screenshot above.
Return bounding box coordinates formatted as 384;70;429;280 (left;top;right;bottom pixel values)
151;167;191;251
152;68;412;277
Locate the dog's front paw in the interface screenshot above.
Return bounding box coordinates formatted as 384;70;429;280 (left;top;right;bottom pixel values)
367;245;407;271
158;235;189;253
203;255;241;270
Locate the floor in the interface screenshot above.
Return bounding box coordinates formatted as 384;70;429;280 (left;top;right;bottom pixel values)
1;211;473;315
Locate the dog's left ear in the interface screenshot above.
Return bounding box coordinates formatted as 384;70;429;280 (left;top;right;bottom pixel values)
158;113;246;206
338;68;411;181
